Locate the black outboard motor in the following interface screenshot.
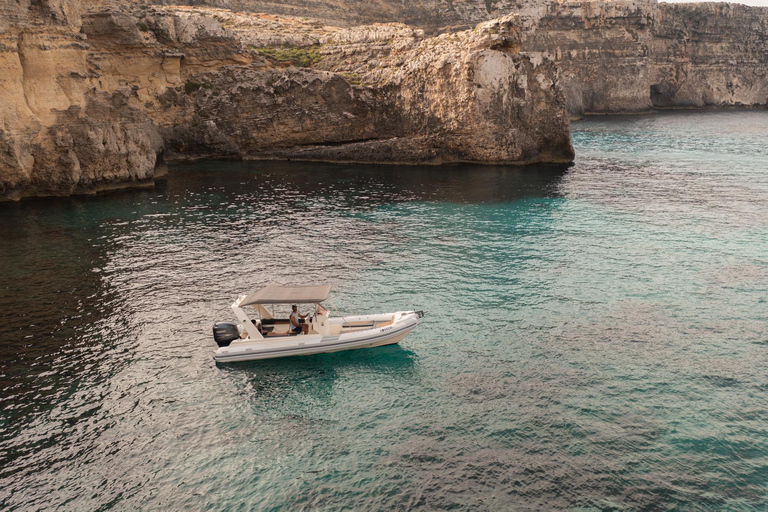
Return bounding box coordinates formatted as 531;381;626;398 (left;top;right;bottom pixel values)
213;322;240;347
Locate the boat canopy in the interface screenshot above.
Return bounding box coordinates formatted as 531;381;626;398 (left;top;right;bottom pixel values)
240;285;332;306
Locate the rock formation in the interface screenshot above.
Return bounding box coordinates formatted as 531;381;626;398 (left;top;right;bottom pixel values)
3;0;767;200
651;3;768;110
0;0;163;199
162;15;573;164
0;1;573;200
520;0;768;114
157;0;768;114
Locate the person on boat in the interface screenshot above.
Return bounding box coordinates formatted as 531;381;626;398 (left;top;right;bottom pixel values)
289;305;309;335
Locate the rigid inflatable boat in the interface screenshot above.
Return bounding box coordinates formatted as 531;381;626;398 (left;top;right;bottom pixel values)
212;285;422;363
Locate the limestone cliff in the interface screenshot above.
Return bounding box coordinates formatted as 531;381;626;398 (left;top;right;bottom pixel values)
0;1;573;200
161;15;572;164
6;0;765;200
520;0;768;114
518;0;659;114
0;0;163;199
650;3;768;110
160;0;768;114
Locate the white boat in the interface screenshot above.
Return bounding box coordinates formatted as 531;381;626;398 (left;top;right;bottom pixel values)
212;285;423;363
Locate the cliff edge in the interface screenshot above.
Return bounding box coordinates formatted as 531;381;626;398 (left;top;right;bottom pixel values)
156;0;768;114
521;0;768;114
0;1;573;201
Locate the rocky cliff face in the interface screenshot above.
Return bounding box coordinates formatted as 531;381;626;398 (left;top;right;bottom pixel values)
161;15;572;164
0;0;163;199
0;1;573;200
519;0;658;114
650;3;768;110
160;0;768;114
520;0;768;114
5;0;765;200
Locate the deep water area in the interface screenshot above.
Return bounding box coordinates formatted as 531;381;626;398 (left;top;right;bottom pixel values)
1;111;767;509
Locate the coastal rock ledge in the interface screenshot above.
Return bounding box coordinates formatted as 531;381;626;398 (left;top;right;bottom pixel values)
0;1;573;201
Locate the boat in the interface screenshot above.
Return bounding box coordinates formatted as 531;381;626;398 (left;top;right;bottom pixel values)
212;284;423;362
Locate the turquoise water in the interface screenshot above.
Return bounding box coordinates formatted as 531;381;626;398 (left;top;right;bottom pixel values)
1;111;767;509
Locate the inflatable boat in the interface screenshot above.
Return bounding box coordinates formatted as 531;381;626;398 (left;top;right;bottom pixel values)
212;285;422;363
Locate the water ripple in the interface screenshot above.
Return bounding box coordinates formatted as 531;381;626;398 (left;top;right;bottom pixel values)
1;111;767;509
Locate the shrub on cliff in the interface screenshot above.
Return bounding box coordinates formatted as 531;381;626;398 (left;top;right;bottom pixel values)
184;81;202;94
255;45;322;68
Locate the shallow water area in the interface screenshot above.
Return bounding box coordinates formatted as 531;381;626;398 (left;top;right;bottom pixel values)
1;111;767;509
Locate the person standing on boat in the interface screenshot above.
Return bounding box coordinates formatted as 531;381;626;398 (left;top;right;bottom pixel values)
289;305;309;335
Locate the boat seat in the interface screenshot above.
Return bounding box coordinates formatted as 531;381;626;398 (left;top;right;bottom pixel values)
261;319;290;325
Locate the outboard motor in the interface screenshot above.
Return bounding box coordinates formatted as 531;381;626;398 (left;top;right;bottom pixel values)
213;322;240;347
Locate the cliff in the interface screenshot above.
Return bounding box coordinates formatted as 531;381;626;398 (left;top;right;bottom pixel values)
156;0;768;114
0;0;163;199
163;15;572;164
0;1;573;200
520;0;768;114
650;3;768;110
4;0;766;200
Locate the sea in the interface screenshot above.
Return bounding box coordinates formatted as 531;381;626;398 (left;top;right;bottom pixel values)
1;111;767;510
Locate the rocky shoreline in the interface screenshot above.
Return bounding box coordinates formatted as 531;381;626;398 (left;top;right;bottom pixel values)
1;0;766;200
0;1;575;200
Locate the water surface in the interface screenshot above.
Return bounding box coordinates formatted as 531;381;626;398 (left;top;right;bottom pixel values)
1;111;767;509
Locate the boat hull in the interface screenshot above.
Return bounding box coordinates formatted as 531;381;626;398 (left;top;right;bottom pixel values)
214;314;418;363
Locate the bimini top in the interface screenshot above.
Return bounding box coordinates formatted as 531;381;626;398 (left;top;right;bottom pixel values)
240;285;332;306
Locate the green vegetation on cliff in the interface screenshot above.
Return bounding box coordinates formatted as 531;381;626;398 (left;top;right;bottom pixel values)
254;45;322;67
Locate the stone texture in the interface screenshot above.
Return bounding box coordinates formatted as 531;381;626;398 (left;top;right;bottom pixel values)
0;0;163;199
144;0;541;32
6;0;765;200
162;15;573;165
152;0;768;114
650;3;768;110
519;0;768;114
0;2;573;200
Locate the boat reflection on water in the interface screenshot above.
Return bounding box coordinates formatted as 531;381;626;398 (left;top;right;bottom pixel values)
220;344;420;403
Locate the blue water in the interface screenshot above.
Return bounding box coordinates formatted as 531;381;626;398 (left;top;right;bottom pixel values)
1;111;767;509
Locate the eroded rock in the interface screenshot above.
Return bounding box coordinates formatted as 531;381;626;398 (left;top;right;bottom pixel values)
0;2;574;200
520;0;768;114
